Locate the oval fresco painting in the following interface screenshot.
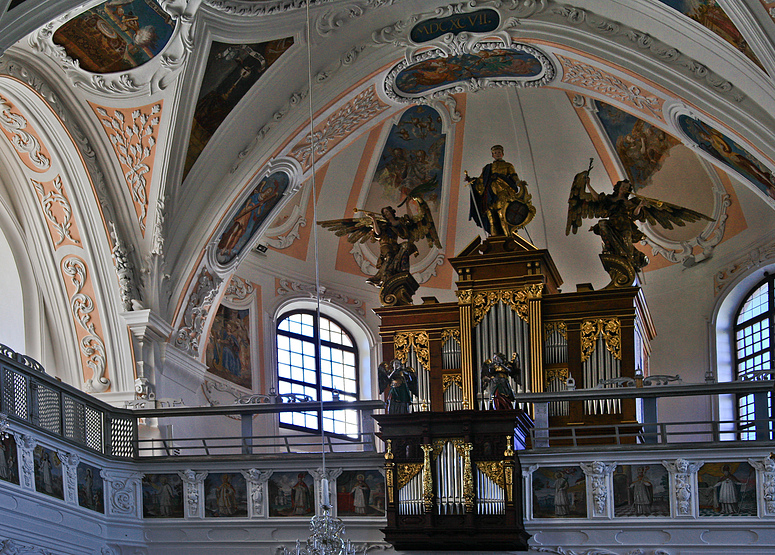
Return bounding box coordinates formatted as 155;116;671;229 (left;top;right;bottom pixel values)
216;172;289;265
394;48;543;96
678;114;775;200
52;0;175;74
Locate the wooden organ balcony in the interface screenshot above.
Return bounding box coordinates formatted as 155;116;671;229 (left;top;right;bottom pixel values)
373;235;655;550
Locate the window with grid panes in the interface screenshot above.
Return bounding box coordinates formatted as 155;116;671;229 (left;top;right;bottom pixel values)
276;311;359;437
733;274;774;439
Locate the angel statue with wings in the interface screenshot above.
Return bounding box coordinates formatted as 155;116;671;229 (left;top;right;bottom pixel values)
377;359;418;414
566;160;712;288
319;182;442;306
481;352;521;411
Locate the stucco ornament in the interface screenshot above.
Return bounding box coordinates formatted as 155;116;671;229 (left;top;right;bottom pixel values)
179;469;207;517
57;450;80;504
18;435;37;490
243;468;273;517
749;456;775;515
580;461;615;517
102;470;141;516
663;458;701;517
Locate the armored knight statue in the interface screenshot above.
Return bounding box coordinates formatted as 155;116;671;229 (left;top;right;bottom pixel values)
465;145;536;237
566;160;712;288
377;359;418;414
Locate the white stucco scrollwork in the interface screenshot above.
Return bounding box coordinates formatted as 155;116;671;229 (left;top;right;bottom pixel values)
174;266;222;357
243;468;273;517
0;94;50;171
101;470;141;517
0;538;56;555
178;469;207;518
749;456;775;516
580;461;615;517
18;435;37;491
663;458;701;517
57;451;79;505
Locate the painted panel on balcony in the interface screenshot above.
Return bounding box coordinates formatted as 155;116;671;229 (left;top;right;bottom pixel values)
206;305;252;390
143;473;184;518
77;461;105;513
204;472;248;517
33;446;63;500
698;462;757;516
269;471;315;517
337;470;386;516
52;0;174;73
613;464;669;517
532;466;586;518
0;434;18;485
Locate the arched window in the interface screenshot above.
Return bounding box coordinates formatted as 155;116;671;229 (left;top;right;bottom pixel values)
276;310;359;436
733;273;774;439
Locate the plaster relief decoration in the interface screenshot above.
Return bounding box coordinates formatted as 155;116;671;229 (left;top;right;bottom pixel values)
185;37;294;177
311;467;342;510
77;461;105;513
677;113;775;203
276;278;365;316
244;468;272;517
654;0;763;70
215;171;290;266
30;0;199;94
289;86;390;172
0;433;19;486
31;176;81;248
224;275;254;302
663;458;701;517
142;473;184;518
18;435;36;490
763;1;775;23
697;461;756;516
749;456;775;515
174;265;222;357
61;255;110;392
180;469;207;517
531;466;586;518
613;464;669;517
581;461;615;517
109;221;140;312
205;304;252;390
0;94;50;172
102;469;141;517
713;239;775;295
203;471;247;518
385;42;554;104
348;104;446;285
92;102;163;234
0;538;55;555
32;445;64;500
263;183;309;250
58;451;79;505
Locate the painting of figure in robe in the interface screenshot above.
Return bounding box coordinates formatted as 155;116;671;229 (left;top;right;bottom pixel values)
613;464;669;517
77;461;105;513
216;171;289;265
142;473;184;518
337;470;385;516
269;471;315;517
52;0;174;73
206;305;252;389
698;462;757;516
532;466;586;518
204;472;248;518
0;434;19;485
33;446;64;500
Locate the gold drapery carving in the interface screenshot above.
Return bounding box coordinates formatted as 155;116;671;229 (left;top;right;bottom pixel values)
475;460;505;490
544;321;567;339
394;331;430;371
441;328;461;343
580;318;621;362
442;373;462;392
396;463;423;490
472;284;544;327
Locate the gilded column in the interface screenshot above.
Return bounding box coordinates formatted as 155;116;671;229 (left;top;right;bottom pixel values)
463;442;474;513
527;284;544;393
421;443;434;513
384;440;395;508
457;289;474;408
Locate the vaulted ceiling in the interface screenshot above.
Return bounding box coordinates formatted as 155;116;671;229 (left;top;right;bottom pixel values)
1;0;774;398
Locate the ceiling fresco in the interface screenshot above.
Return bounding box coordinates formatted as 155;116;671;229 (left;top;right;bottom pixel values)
52;0;174;73
655;0;764;70
185;38;294;177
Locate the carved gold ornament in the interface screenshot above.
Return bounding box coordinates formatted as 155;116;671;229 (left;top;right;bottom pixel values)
544;321;567;339
441;328;461;343
456;289;473;304
580;318;621;361
394;331;430;371
396;463;423;490
545;368;569;382
421;444;434;512
476;460;505;490
442;373;463;392
472;285;543;326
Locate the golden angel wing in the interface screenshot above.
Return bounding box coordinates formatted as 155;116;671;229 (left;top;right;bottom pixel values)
409;194;442;249
566;169;605;235
318;215;377;244
633;194;713;230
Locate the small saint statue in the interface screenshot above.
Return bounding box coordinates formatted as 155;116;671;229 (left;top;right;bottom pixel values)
377;359;418;414
481;352;521;410
465;144;536;237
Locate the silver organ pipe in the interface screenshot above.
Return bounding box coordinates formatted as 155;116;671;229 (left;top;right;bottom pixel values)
583;335;621;415
474;301;530;409
398;471;424;515
441;337;461;370
476;469;504;515
407;345;430;411
443;382;463;411
544;328;569;417
435;442;465;514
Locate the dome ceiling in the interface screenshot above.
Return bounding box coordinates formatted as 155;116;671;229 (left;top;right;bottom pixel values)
0;0;774;393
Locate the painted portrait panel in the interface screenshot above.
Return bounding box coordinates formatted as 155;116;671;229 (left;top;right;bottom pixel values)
204;472;248;518
206;305;252;389
679;115;775;200
594;101;680;188
269;471;315;517
77;461;104;513
216;172;290;265
33;446;64;500
394;49;542;95
698;462;757;516
337;470;385;517
52;0;175;73
142;473;184;518
184;38;294;176
532;466;586;518
654;1;762;69
613;464;669;517
0;434;19;485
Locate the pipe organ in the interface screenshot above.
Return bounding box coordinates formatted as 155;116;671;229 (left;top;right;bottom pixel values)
374;235;654;550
